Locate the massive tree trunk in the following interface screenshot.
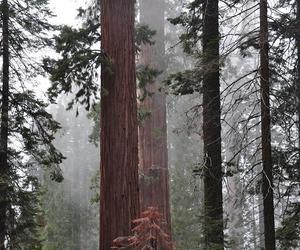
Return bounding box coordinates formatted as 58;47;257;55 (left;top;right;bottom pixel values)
0;0;9;248
100;1;140;249
202;0;224;248
138;0;171;236
259;0;276;249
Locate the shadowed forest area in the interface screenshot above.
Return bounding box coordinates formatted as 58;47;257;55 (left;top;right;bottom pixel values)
0;0;299;249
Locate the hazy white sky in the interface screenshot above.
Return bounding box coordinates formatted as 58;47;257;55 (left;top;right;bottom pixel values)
49;0;83;26
35;0;86;96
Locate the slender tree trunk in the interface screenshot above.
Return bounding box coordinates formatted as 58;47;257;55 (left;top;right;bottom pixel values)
72;131;81;250
100;1;140;249
259;0;276;249
252;113;265;249
138;0;172;237
296;0;300;152
202;0;224;249
225;122;243;249
252;195;258;249
0;0;9;248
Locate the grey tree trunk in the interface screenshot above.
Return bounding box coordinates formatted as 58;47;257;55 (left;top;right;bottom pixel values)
296;0;300;152
225;114;243;249
0;0;10;248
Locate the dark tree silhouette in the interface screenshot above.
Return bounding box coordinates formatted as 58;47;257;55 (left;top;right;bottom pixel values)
0;0;9;248
202;0;224;248
260;0;276;249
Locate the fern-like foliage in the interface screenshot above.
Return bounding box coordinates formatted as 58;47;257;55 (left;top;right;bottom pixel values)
112;207;173;250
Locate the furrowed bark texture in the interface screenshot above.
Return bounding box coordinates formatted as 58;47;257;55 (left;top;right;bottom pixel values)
259;0;276;249
139;0;172;236
0;0;9;249
100;1;140;249
202;0;224;249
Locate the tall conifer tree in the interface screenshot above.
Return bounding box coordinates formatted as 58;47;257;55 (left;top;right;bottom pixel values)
202;0;224;248
0;0;63;248
297;0;300;149
260;0;276;248
0;1;9;248
168;0;224;247
138;0;172;236
100;0;140;249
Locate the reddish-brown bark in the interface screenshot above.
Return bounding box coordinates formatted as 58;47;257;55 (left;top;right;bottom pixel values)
138;0;172;237
100;1;140;249
259;0;276;249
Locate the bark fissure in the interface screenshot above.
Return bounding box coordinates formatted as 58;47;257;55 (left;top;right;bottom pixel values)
100;1;140;249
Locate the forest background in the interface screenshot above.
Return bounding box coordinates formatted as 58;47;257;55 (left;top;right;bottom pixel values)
0;0;299;249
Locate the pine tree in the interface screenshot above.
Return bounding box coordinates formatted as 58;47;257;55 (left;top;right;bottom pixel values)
168;0;224;248
297;0;300;153
202;1;224;248
259;0;275;248
0;0;64;248
270;0;300;247
0;1;10;248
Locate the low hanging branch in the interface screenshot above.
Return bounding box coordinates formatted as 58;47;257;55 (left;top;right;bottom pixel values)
112;207;174;250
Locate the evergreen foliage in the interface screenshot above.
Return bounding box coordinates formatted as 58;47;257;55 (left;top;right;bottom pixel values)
0;0;64;248
270;0;300;246
3;0;297;249
43;1;160;112
112;207;173;250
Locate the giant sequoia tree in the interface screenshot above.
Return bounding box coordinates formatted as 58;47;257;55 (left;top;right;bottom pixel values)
138;0;172;235
37;0;300;248
43;3;160;248
100;0;140;249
